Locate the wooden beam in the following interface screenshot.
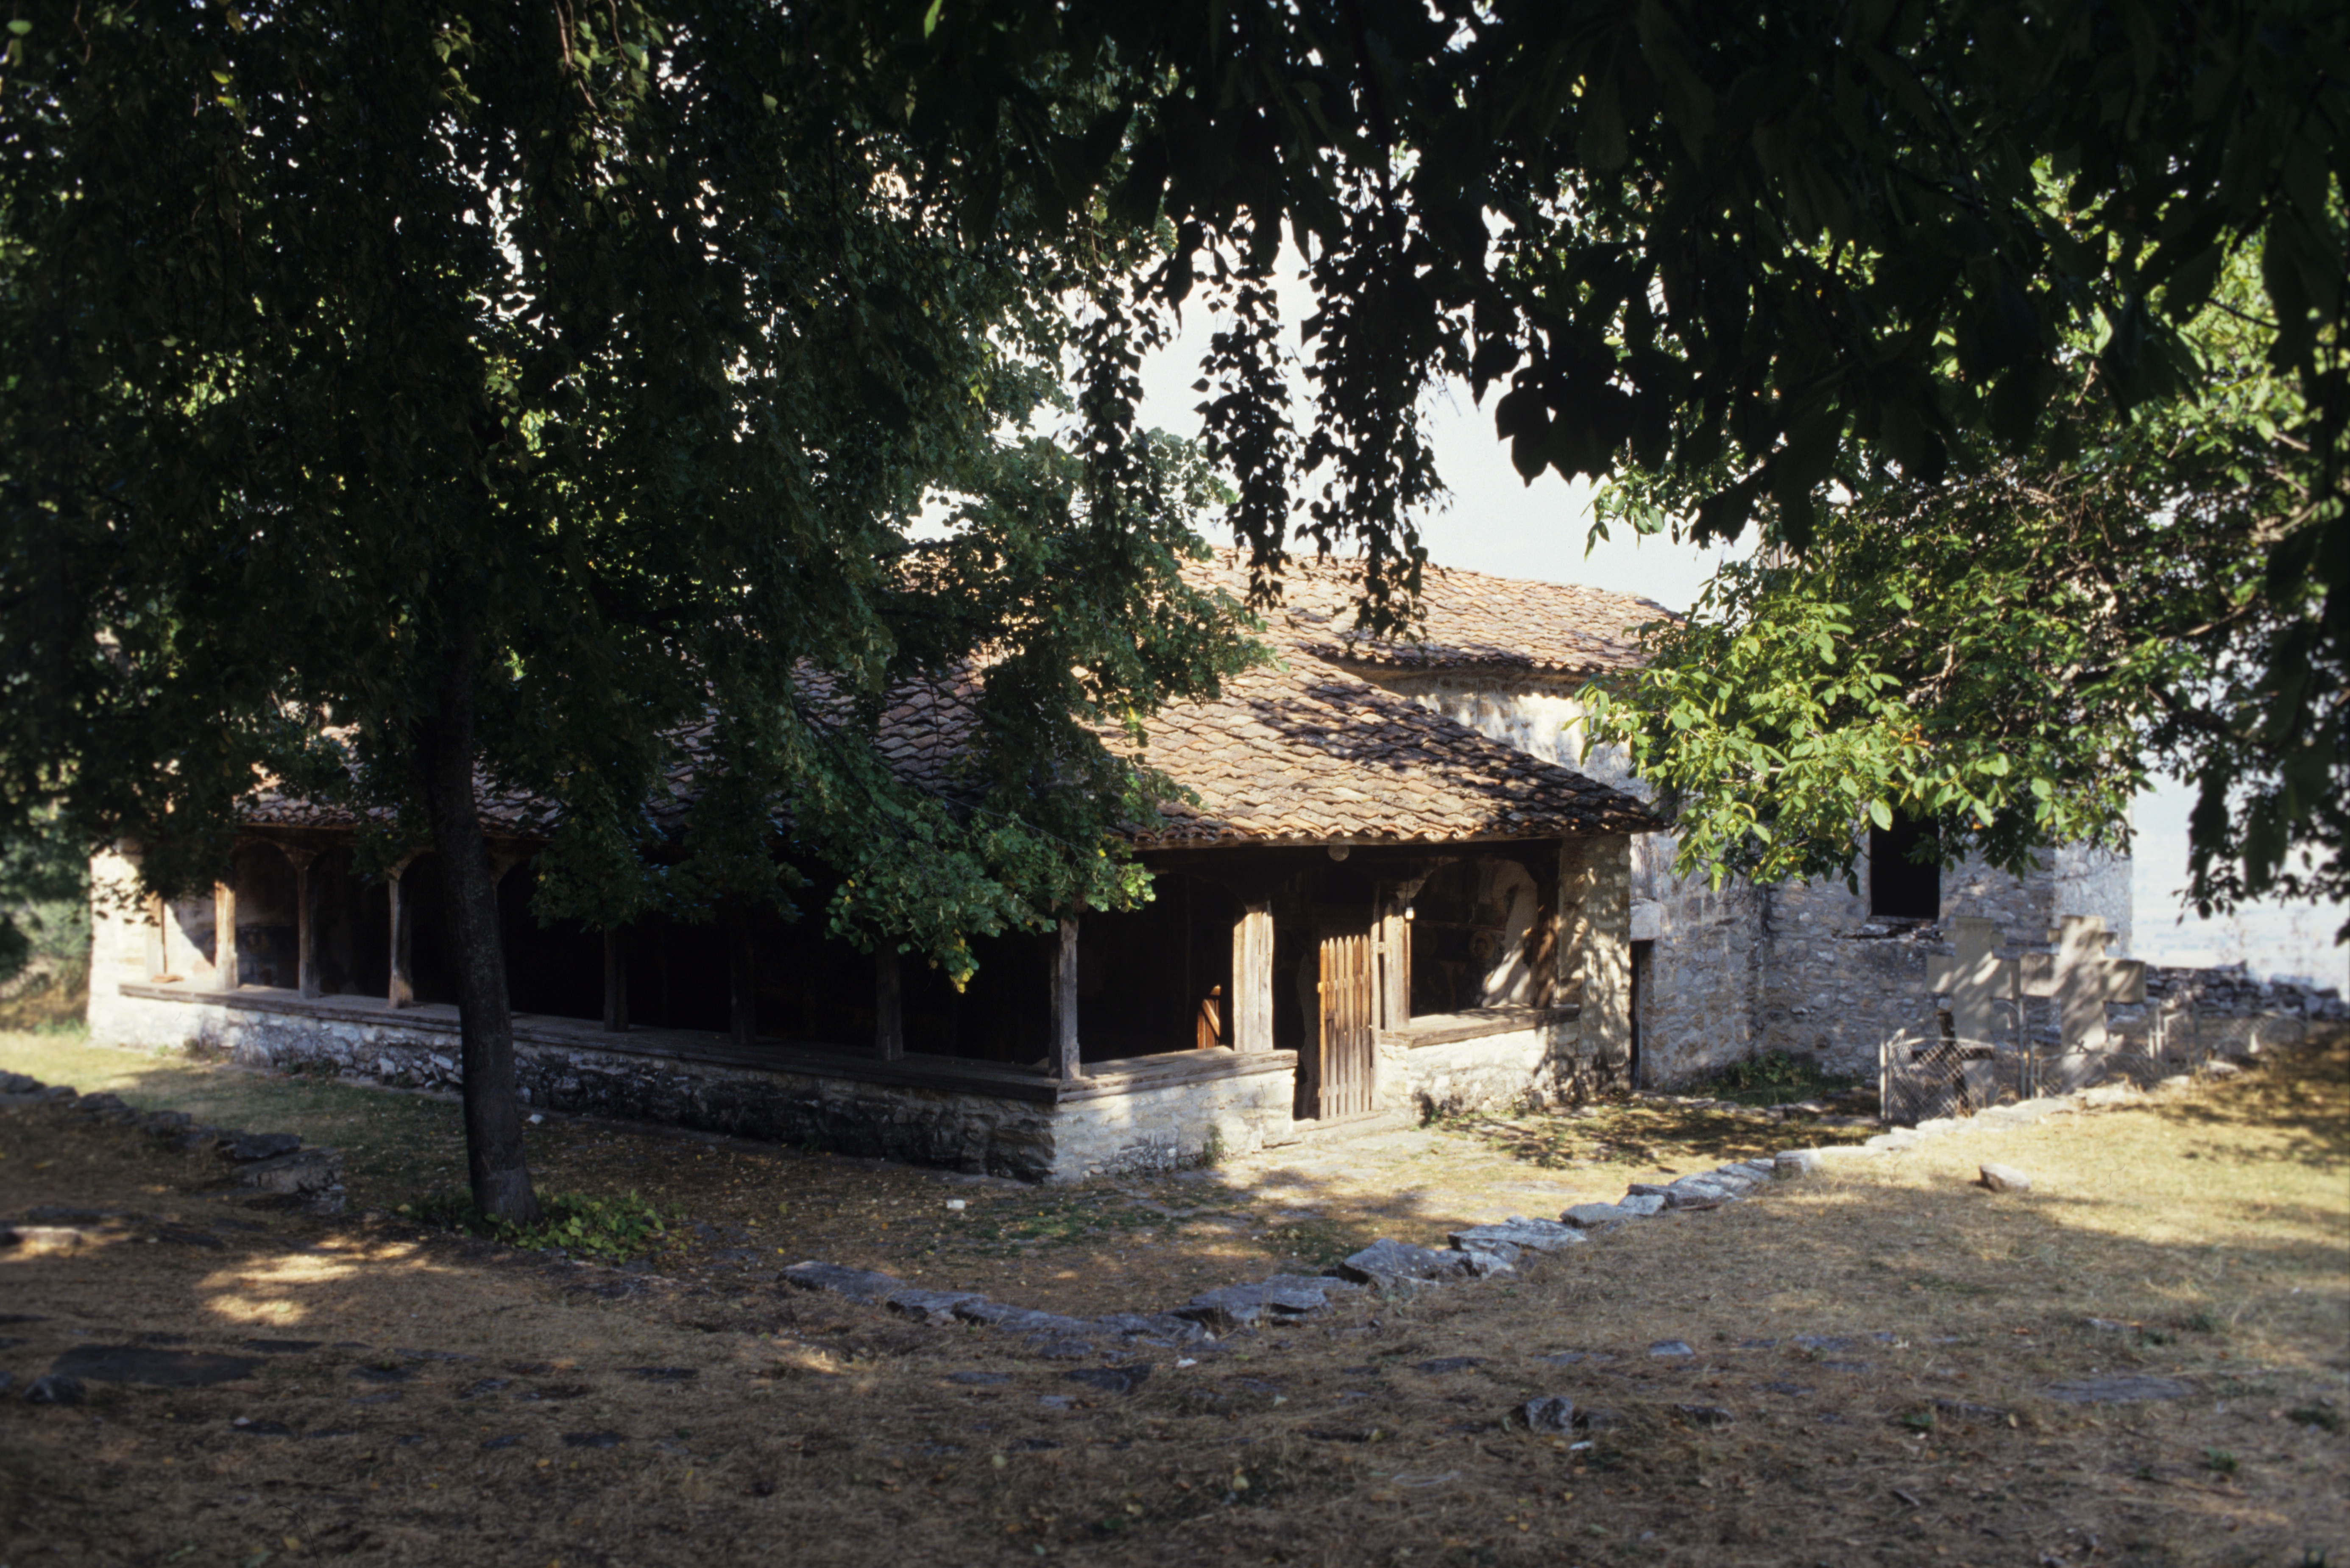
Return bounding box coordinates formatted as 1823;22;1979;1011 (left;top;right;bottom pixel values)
212;879;239;992
875;945;903;1061
601;928;630;1033
1050;916;1082;1079
1230;899;1274;1052
727;907;757;1048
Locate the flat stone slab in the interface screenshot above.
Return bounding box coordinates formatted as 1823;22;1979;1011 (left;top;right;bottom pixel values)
884;1287;988;1323
234;1148;344;1195
1615;1193;1667;1217
1449;1220;1587;1254
50;1345;260;1387
1790;1333;1895;1353
781;1261;905;1305
952;1300;1097;1337
2043;1375;2193;1404
1337;1239;1472;1290
1775;1149;1825;1176
1978;1163;2032;1193
1560;1203;1635;1229
1092;1312;1210;1346
1648;1340;1696;1358
1664;1186;1728;1210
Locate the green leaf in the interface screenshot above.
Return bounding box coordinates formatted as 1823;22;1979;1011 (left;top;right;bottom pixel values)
1867;799;1894;832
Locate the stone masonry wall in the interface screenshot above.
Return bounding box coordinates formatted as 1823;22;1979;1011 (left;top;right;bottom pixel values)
1351;665;2140;1090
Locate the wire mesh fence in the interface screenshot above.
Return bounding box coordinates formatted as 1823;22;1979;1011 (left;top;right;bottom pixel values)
1880;1000;2207;1125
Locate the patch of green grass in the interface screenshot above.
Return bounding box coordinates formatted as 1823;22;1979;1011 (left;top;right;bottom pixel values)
406;1188;680;1262
2203;1447;2239;1477
1696;1049;1867;1108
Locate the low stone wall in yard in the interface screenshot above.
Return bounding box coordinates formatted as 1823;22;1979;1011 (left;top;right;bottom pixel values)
1385;1020;1572;1120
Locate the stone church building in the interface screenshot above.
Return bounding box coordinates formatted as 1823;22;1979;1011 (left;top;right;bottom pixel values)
84;552;2130;1176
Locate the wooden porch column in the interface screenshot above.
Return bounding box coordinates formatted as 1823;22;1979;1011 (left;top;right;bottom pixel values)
727;907;756;1048
144;894;167;981
282;847;321;999
1049;916;1082;1079
212;879;239;991
875;946;903;1061
1230;899;1275;1052
387;858;417;1008
1375;893;1411;1031
601;928;629;1033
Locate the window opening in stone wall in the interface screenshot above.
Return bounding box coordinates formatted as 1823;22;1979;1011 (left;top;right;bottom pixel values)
1629;939;1653;1087
1868;814;1942;920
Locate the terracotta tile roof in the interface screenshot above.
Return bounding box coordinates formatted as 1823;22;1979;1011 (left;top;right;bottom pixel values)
1127;660;1653;847
235;557;1661;848
1188;549;1672;677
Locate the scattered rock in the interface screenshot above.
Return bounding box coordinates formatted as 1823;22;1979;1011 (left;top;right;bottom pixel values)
1411;1357;1485;1375
2084;1317;2138;1334
229;1418;296;1437
1062;1365;1151;1396
1522;1396;1576;1434
953;1300;1097;1339
1978;1163;2032;1194
1677;1404;1735;1428
221;1132;303;1162
945;1372;1012;1387
234;1147;344;1197
1648;1340;1695;1359
50;1345;259;1387
457;1378;511;1398
2042;1375;2193;1405
23;1374;85;1406
562;1430;626;1448
1932;1399;2012;1423
480;1434;522;1451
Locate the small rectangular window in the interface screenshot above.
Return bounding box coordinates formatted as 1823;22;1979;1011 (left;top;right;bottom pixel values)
1868;814;1941;920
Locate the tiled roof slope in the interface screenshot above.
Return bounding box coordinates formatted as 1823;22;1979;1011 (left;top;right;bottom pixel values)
1127;661;1651;846
235;557;1661;848
1188;549;1673;677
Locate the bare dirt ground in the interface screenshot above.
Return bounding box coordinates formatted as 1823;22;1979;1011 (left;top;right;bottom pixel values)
2;1028;2344;1568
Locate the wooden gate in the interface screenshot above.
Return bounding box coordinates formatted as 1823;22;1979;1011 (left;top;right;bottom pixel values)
1314;932;1376;1119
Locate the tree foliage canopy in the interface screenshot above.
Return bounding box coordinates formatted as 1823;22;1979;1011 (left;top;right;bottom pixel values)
827;0;2345;915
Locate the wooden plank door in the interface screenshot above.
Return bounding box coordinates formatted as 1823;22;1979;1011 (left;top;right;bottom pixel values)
1317;932;1375;1119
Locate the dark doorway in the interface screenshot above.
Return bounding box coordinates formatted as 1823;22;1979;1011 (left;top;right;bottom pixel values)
1629;938;1654;1088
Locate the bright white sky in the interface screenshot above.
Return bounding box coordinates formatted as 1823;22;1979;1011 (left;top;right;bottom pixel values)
1129;289;2350;988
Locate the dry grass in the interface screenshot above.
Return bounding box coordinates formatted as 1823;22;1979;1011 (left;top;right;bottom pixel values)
2;1030;2344;1567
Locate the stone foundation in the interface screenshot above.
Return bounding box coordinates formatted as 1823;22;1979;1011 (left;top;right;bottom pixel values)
86;982;1310;1184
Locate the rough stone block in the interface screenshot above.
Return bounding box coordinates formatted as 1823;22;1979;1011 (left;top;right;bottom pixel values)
1560;1202;1633;1230
1336;1238;1471;1291
1977;1163;2032;1194
1092;1312;1210;1347
1774;1148;1824;1177
1615;1193;1667;1217
1453;1244;1519;1277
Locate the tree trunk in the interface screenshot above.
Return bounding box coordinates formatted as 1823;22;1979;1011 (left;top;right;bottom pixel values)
415;625;541;1225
